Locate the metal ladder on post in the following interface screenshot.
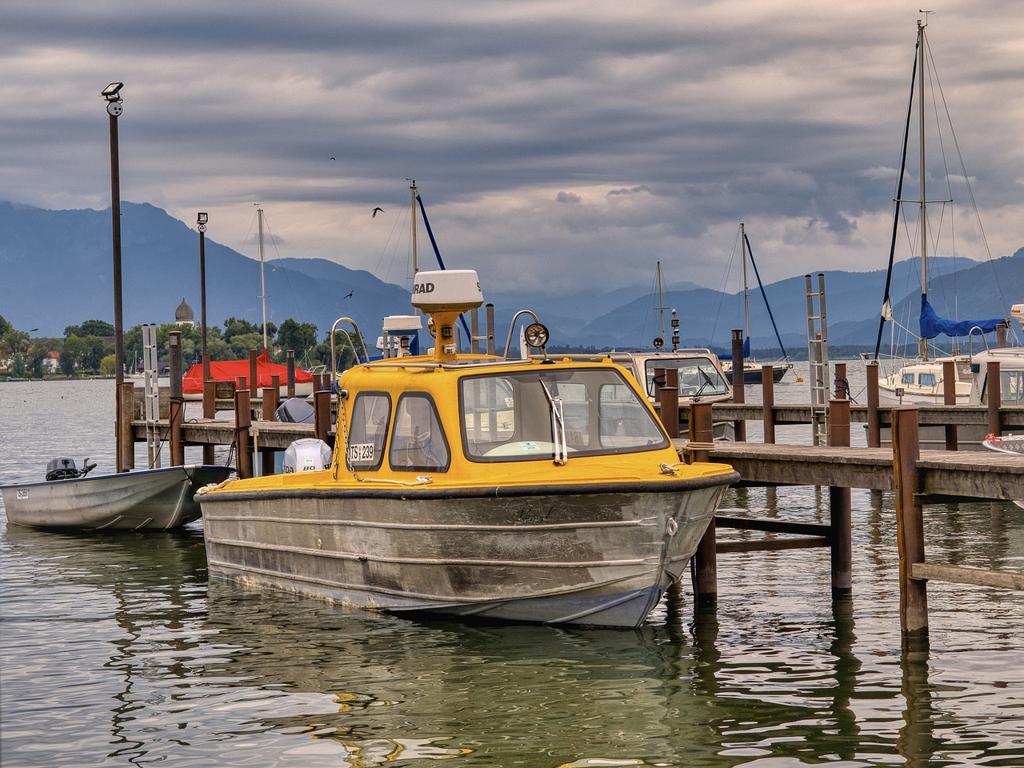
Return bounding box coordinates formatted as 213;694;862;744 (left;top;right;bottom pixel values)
805;273;830;446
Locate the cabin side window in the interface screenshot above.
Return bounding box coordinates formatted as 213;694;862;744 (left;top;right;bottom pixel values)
901;373;915;385
389;394;450;472
918;373;936;387
346;393;391;470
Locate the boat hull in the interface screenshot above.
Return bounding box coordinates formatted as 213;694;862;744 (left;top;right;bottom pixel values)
724;364;789;385
1;465;232;531
200;477;735;628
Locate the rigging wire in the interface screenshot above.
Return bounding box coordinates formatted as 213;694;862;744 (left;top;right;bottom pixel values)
924;34;1008;313
709;226;741;349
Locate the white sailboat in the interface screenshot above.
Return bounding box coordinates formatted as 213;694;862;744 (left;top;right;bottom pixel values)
874;17;1005;406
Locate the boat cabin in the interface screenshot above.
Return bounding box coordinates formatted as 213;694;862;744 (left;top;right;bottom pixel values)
970;348;1024;406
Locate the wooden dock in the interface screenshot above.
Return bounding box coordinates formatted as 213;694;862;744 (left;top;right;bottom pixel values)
120;341;1023;639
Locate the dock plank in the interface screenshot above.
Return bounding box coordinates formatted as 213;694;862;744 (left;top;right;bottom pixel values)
676;440;1024;501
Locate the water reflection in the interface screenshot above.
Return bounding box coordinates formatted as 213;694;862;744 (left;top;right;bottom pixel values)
3;444;1023;766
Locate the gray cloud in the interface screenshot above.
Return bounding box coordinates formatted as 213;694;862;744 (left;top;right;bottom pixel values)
0;1;1021;293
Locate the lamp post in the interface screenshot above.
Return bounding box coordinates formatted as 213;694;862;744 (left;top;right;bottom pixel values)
198;212;209;383
102;81;127;471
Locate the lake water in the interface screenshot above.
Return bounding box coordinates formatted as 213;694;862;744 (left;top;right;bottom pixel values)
1;371;1022;767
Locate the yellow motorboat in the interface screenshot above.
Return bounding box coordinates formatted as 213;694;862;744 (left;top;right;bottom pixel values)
199;270;738;627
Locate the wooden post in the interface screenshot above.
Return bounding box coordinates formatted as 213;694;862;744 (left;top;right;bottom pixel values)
202;378;216;464
892;408;927;636
996;321;1008;348
234;389;252;479
833;362;848;399
117;381;135;472
828;398;852;596
942;359;958;451
866;361;881;448
168;331;184;466
731;329;746;441
689;401;717;609
314;388;331;444
260;383;279;476
248;350;259;397
658;368;679;438
761;366;775;444
987;360;1001;437
286;350;296;397
266;376;280;417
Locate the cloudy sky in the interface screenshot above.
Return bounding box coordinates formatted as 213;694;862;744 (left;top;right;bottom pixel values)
1;0;1021;294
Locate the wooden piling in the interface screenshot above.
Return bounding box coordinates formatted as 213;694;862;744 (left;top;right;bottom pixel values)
234;389;252;479
249;350;259;397
659;368;679;438
260;379;280;476
314;388;331;444
168;331;184;466
987;360;1001;436
202;379;217;464
731;328;746;442
942;359;958;451
828;398;852;596
762;366;775;444
834;362;848;399
117;382;135;472
892;407;927;636
866;361;881;448
286;350;296;397
689;400;717;608
996;321;1008;349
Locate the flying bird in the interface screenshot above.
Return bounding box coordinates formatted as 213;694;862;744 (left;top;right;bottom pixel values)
371;207;384;218
330;155;336;161
344;291;354;299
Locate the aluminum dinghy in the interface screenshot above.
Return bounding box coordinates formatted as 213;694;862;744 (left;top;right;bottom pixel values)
1;465;233;531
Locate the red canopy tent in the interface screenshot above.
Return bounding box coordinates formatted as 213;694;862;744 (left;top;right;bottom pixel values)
182;349;313;395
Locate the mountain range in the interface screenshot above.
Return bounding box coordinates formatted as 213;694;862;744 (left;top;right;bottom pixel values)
1;200;1020;353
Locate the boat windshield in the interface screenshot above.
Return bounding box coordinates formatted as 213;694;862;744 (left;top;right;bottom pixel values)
459;368;668;462
643;358;729;397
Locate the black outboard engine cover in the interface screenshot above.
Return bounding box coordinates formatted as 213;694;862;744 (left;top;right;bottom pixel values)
275;397;315;424
46;458;79;481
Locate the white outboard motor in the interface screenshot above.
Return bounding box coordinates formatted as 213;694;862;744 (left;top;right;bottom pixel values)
282;439;332;473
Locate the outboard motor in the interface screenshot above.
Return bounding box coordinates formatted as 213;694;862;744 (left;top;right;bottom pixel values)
45;457;97;481
282;439;332;473
275;397;315;424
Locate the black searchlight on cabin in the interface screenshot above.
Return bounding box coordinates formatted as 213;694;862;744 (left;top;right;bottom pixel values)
524;322;549;349
101;82;124;101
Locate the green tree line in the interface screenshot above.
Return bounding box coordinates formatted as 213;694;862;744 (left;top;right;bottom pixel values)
1;314;363;377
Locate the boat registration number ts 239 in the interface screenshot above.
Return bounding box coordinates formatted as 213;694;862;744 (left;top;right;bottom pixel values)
348;443;375;463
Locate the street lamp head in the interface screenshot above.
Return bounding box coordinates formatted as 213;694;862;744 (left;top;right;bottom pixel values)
101;82;124;101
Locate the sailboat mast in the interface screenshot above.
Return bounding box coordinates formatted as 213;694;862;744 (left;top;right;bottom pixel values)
918;18;929;361
656;260;666;342
257;206;268;351
410;180;419;276
740;222;750;344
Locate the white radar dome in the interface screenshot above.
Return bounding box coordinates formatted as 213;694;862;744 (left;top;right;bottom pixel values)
411;270;483;313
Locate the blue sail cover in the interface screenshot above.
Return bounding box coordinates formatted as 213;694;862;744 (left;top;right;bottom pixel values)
919;294;1003;339
719;336;751;361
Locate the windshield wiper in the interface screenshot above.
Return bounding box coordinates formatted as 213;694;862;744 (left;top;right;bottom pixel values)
539;379;568;465
692;368;717;400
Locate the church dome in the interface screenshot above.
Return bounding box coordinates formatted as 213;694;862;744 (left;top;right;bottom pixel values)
175;297;195;323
